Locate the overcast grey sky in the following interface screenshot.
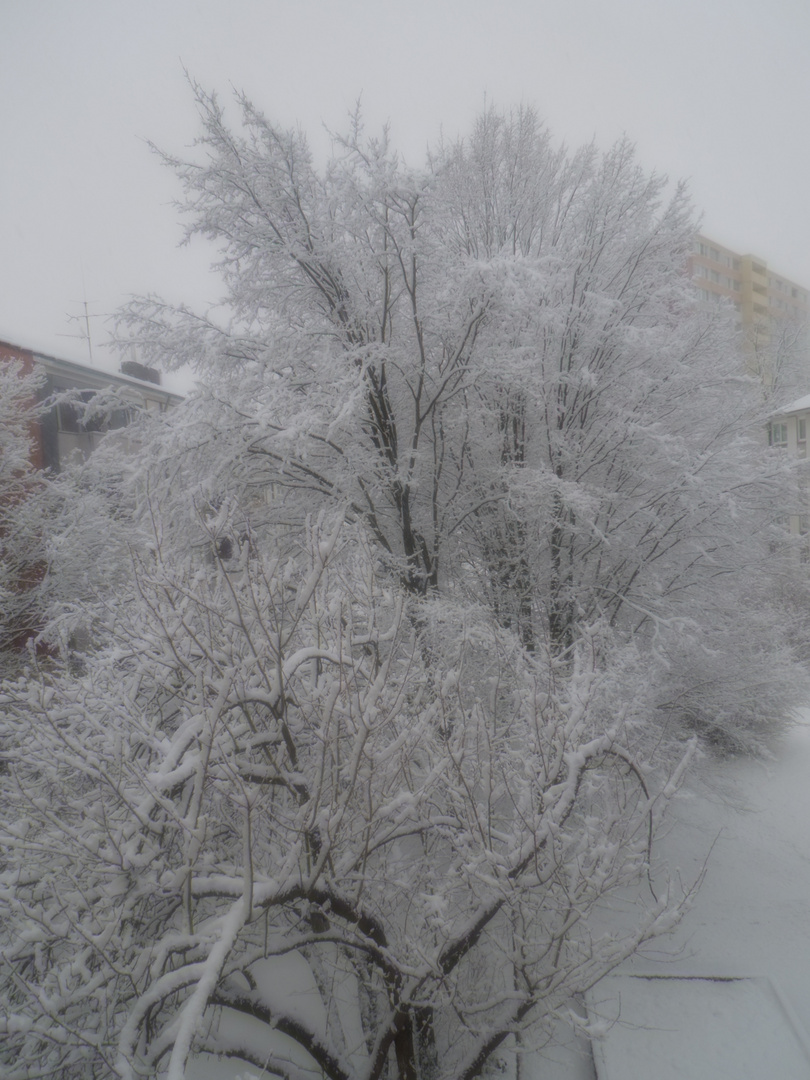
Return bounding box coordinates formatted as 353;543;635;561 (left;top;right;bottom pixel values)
2;0;810;379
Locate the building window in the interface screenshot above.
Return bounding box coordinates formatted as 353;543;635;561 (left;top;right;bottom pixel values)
56;392;132;435
768;421;788;448
56;401;82;434
57;392;104;434
799;419;806;443
109;407;133;429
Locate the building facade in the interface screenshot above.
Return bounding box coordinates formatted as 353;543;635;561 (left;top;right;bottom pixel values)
1;340;184;653
768;392;810;542
689;236;810;390
0;339;183;473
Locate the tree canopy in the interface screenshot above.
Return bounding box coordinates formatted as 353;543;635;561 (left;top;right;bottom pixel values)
1;90;807;1079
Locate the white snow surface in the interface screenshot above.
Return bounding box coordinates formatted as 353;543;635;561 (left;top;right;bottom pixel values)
585;715;810;1079
189;719;810;1079
588;975;810;1078
634;718;810;1018
774;393;810;417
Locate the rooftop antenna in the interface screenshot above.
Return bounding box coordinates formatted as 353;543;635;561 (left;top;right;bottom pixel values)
58;266;104;364
60;298;102;363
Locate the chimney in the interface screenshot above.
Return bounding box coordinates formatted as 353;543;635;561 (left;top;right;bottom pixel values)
120;360;161;385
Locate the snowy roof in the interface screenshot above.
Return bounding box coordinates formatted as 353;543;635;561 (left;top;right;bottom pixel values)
773;392;810;417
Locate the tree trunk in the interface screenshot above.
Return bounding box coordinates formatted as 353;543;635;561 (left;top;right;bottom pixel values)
549;493;575;655
392;1005;438;1080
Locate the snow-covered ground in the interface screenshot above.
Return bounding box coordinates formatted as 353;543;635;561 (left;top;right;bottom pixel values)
191;719;810;1079
587;974;810;1078
636;718;810;1020
581;715;810;1079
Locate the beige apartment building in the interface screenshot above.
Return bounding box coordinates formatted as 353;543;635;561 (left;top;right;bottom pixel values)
690;239;810;546
689;235;810;389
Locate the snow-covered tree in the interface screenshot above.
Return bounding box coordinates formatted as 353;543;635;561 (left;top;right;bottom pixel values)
2;90;807;1080
114;90;806;744
0;358;46;658
751;317;810;405
0;496;693;1080
0;371;157;663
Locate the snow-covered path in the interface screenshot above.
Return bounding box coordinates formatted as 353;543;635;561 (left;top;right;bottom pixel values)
638;718;810;1029
580;717;810;1078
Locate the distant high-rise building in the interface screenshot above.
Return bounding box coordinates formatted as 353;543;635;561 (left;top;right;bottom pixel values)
689;235;810;391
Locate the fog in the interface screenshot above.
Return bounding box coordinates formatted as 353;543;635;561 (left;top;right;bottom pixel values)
3;0;809;376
